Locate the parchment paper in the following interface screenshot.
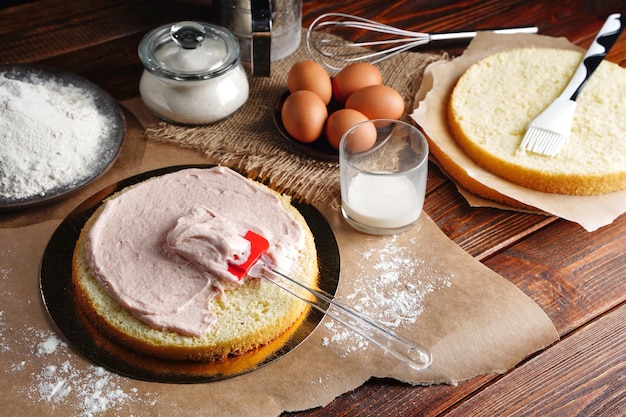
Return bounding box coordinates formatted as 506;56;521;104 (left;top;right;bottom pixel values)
410;32;626;232
0;103;559;416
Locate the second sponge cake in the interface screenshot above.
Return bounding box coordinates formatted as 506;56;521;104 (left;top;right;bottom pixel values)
448;47;626;196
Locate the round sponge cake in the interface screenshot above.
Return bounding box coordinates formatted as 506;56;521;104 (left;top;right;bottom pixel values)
448;47;626;195
72;167;318;361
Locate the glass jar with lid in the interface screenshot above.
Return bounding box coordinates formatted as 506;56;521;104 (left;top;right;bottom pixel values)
138;21;249;125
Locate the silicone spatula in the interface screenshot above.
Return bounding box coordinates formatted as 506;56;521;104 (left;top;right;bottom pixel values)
227;230;433;371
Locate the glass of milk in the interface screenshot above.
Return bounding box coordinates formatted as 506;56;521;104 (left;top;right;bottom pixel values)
340;119;429;235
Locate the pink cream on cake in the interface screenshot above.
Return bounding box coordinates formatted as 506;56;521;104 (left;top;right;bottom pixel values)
165;205;253;283
85;166;305;336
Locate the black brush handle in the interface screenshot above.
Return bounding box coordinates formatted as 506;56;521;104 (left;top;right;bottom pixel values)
563;13;624;101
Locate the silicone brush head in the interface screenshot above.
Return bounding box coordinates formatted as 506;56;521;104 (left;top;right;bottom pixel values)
227;230;270;279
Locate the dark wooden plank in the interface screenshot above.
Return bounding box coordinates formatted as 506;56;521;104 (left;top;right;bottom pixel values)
0;0;208;63
303;0;626;64
425;183;557;260
425;162;451;193
0;0;210;100
423;165;558;260
283;374;497;417
484;214;626;335
444;304;626;417
32;35;147;100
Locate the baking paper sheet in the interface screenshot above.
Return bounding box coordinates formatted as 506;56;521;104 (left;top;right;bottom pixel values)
0;105;558;416
410;32;626;232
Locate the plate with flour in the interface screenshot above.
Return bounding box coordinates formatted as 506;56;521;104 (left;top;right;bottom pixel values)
0;64;125;211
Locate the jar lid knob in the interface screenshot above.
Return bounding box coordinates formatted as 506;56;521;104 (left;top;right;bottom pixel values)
170;21;206;49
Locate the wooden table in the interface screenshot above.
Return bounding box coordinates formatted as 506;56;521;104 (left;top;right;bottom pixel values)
1;1;624;415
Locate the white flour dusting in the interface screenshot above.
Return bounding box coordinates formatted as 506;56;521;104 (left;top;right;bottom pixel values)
0;251;159;417
0;326;157;416
322;234;452;357
0;71;110;199
0;311;8;353
0;245;169;416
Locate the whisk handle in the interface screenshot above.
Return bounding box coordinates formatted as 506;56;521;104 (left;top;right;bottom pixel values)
429;26;538;42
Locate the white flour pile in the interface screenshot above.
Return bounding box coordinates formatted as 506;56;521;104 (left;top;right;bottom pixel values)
0;71;110;199
322;234;453;357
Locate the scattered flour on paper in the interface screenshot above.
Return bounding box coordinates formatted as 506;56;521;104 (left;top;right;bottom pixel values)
0;244;162;416
1;325;159;416
0;255;13;354
0;311;8;354
321;234;453;357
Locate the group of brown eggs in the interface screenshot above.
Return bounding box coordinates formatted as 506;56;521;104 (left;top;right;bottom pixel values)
281;60;405;152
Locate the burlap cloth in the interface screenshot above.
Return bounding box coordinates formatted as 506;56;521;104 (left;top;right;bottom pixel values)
0;31;559;416
143;31;444;205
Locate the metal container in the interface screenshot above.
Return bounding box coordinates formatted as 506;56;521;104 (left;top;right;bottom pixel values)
213;0;302;76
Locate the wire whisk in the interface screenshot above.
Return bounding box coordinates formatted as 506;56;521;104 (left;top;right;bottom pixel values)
307;13;538;71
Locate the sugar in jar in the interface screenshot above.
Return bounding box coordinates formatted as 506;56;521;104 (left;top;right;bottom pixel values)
138;21;249;125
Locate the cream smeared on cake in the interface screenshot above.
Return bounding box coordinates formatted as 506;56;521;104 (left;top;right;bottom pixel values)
85;166;305;336
165;205;251;283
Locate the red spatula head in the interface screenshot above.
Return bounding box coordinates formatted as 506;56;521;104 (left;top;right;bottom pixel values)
228;230;270;280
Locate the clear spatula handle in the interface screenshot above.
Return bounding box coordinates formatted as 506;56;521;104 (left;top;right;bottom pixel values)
250;260;432;370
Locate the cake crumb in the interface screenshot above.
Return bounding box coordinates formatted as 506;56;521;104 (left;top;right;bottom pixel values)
36;334;66;356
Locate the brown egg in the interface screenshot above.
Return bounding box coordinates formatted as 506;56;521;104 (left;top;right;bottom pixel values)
332;63;383;103
281;90;328;143
325;109;375;151
345;85;405;120
287;60;332;105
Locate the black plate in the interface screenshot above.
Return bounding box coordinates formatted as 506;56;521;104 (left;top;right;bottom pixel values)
40;165;340;383
0;64;126;212
273;91;340;162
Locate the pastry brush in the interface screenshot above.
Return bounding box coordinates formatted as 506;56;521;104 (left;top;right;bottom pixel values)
519;13;624;156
